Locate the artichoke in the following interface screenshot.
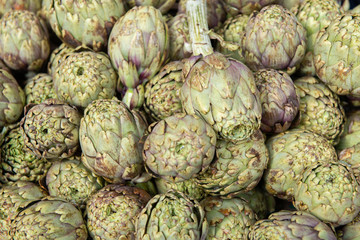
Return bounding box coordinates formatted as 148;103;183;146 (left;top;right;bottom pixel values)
264;129;338;201
135;190;208;240
10;197;88;240
108;6;169;109
202;197;257;240
195;130;268;197
0;181;47;239
313;13;360;97
128;0;176;14
46;0;126;51
155;178;206;201
243;4;307;75
53;50;117;108
0;69;25;128
338;143;360;184
46;159;104;208
24;73;56;105
0;10;50;71
0;0;42;17
0;125;51;183
338;214;360;240
143;113;216;183
294;161;360;226
144;60;184;121
248;211;337;240
337;110;360;151
294;0;343;76
223;0;276;16
86;184;152;240
254;69;299;133
21;98;81;159
0;59;10;72
294;76;346;144
47;43;76;76
80;98;147;183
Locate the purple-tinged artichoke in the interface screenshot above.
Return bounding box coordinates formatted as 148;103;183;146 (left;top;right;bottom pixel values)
21;98;81;159
108;6;169;109
46;0;127;51
128;0;176;14
249;211;337;240
143;113;216;183
338;214;360;240
144;60;184;121
254;69;299;133
243;4;307;75
337;110;360;151
24;73;56;105
80;98;148;183
0;0;41;17
86;184;152;240
223;0;276;16
167;14;192;61
0;10;50;71
264;129;338;201
195;130;268;197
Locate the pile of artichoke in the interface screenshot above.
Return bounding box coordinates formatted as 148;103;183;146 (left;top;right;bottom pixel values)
1;0;360;239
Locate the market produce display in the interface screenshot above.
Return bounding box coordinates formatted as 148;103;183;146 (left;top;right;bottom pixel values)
1;0;360;239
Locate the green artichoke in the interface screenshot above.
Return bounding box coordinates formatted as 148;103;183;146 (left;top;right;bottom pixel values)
294;76;346;144
47;43;76;76
338;143;360;184
294;0;343;76
46;159;104;208
243;4;307;75
86;184;152;240
128;0;176;14
136;190;208;240
223;0;276;16
21;98;81;159
249;211;337;240
0;0;41;17
195;130;268;197
0;10;50;71
338;214;360;240
202;197;257;240
0;125;51;183
24;73;56;105
314;13;360;97
108;6;169;109
0;69;25;128
10;197;88;240
0;181;47;239
46;0;126;51
53;50;117;108
294;161;360;226
337;110;360;151
254;69;299;133
80;98;147;183
264;129;338;201
144;60;184;121
143;113;216;183
155;178;206;201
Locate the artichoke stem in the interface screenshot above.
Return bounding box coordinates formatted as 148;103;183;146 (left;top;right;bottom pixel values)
186;0;213;56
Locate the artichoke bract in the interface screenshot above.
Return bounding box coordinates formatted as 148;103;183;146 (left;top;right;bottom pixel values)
167;14;192;61
24;73;56;104
46;0;126;51
143;113;216;183
86;184;151;240
21;98;81;159
0;0;41;17
264;129;338;201
155;178;206;201
337;110;360;151
135;190;208;240
108;6;169;109
10;197;88;240
201;197;257;240
248;211;337;240
294;76;346;144
0;181;47;239
0;126;51;183
243;4;307;75
0;10;50;71
0;69;25;128
294;162;360;227
195;130;268;197
144;60;184;121
339;214;360;240
294;0;343;76
339;143;360;183
53;51;117;108
223;0;276;16
254;69;299;133
314;13;360;97
128;0;176;14
46;159;104;208
80;98;147;183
